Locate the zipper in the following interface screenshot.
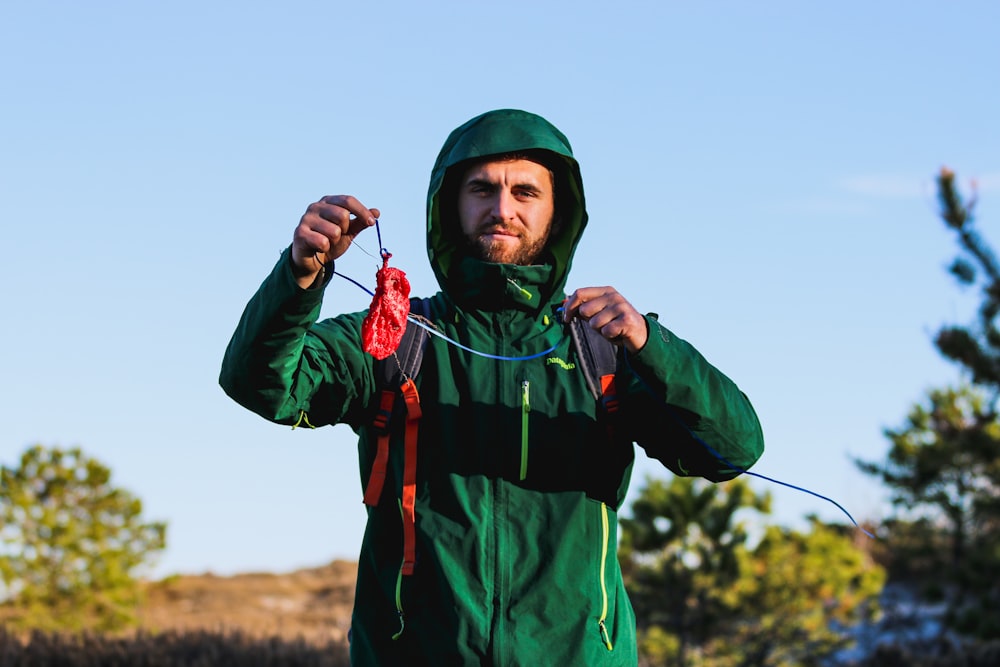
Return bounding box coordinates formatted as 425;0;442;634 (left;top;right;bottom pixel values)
391;499;406;640
597;502;614;650
506;277;533;301
520;379;530;480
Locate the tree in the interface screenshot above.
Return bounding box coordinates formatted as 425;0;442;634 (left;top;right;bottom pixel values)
620;476;883;667
621;476;768;666
851;169;1000;643
855;385;1000;640
857;387;1000;571
721;520;884;667
934;167;1000;394
0;444;167;631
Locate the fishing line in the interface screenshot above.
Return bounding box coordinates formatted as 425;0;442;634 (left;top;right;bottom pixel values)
332;270;559;362
334;217;559;362
407;316;560;361
336;221;873;535
622;349;876;538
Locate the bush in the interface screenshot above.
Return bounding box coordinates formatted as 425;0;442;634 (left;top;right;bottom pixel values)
0;626;350;666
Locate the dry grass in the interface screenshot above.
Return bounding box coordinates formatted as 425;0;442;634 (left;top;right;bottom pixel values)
136;559;357;648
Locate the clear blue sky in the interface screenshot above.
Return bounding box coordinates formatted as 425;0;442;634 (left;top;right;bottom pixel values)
2;1;998;578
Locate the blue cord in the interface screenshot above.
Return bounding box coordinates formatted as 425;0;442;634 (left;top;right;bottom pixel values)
622;350;876;539
334;270;376;296
334;267;873;536
333;270;560;361
375;218;385;257
406;316;560;361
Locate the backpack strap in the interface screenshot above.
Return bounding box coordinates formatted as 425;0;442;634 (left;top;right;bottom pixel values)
378;297;433;391
398;377;421;575
569;318;621;420
362;298;433;577
363;298;432;507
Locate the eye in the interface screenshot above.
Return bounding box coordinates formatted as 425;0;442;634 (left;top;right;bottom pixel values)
467;183;494;196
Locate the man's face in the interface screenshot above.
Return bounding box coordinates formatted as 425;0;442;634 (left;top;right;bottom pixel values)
457;158;556;265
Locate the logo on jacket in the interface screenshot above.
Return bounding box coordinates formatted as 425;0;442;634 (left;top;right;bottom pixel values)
545;357;575;371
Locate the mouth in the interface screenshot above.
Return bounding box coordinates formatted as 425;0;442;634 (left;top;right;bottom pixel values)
479;227;519;240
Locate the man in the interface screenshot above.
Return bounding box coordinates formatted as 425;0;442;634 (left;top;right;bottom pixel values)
220;109;764;666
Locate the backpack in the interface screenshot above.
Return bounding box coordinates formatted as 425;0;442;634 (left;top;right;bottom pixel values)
361;297;620;575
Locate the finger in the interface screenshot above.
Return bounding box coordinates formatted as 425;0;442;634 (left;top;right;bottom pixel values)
298;224;334;255
596;306;648;352
562;288;588;321
563;286;613;322
343;212;377;242
319;195;378;226
299;210;350;243
583;303;622;333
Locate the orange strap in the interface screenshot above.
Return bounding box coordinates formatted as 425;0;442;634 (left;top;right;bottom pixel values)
600;374;619;413
399;378;422;575
363;390;396;507
600;373;619;441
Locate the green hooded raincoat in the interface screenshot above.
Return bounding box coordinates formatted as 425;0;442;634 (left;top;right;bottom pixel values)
220;109;765;666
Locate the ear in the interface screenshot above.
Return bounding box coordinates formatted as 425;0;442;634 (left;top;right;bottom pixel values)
550;214;564;238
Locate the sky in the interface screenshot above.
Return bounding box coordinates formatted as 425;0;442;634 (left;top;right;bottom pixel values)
2;1;999;579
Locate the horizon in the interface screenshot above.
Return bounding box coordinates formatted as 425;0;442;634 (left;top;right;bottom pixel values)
2;1;999;578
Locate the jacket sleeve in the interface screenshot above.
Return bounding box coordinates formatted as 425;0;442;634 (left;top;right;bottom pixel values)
620;314;765;482
218;247;375;430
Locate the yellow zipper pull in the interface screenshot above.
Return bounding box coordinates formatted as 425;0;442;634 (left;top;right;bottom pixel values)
520;380;530;480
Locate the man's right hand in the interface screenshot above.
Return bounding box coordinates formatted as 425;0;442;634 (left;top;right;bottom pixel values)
291;195;380;289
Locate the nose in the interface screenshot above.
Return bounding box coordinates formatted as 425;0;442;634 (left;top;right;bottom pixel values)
491;188;515;222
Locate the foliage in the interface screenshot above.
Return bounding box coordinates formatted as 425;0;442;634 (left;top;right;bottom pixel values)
0;626;350;667
0;444;167;632
933;167;1000;393
856;387;1000;641
862;517;951;588
620;475;768;661
723;521;884;667
856;386;1000;574
620;476;883;667
853;170;1000;644
930;171;1000;641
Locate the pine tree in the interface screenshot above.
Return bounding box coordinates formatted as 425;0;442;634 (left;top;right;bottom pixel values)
934;167;1000;393
619;476;883;666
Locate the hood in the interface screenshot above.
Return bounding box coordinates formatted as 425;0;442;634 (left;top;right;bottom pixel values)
426;109;588;305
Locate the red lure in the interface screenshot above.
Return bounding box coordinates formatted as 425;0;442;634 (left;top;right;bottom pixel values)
361;253;411;359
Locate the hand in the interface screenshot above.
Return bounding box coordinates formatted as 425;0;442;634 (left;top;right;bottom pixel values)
292;195;380;288
562;286;649;353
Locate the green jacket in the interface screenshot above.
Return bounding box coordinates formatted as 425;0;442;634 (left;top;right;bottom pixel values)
220;109;764;666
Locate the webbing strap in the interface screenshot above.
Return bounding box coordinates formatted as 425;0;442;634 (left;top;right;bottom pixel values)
600;374;619;414
363;390;397;506
400;378;421;575
600;373;619;441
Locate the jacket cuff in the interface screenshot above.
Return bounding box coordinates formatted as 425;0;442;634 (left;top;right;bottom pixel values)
625;314;668;369
281;246;335;292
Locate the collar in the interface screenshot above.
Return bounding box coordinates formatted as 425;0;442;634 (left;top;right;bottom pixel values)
446;255;557;313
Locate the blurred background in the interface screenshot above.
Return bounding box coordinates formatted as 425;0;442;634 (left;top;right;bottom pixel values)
2;2;999;663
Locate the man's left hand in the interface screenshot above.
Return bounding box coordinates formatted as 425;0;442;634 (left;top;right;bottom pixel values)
562;287;649;354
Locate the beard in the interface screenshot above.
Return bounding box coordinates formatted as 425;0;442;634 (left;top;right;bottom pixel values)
464;227;551;266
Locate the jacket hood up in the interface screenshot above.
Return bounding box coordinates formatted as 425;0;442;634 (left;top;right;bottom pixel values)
425;109;588;306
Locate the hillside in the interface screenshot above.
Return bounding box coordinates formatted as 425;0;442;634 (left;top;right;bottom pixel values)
137;559;357;647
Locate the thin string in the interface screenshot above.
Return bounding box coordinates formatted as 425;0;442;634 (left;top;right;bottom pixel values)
332;225;873;535
406;315;560;361
622;349;876;539
374;218;391;261
317;218;384;274
332;268;559;362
